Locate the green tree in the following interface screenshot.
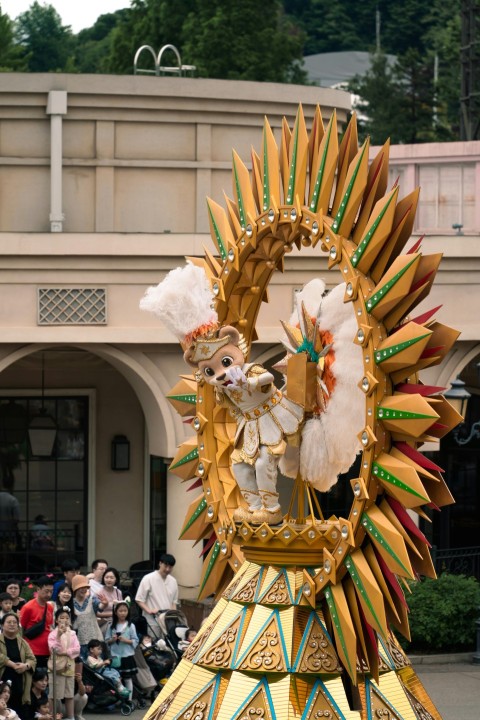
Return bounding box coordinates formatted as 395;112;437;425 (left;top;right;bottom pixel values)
0;6;27;71
350;52;403;144
15;1;74;72
107;0;196;75
74;11;126;74
182;0;306;82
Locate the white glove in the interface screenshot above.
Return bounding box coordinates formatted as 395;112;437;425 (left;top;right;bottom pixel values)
225;365;247;387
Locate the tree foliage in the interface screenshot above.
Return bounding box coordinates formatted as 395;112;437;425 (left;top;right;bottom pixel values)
0;6;28;71
181;0;305;82
14;1;74;72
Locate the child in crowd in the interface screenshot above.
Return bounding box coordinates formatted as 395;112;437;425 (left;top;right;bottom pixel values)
4;581;25;613
105;602;138;700
47;608;80;720
0;681;19;720
85;640;128;697
178;628;197;652
0;594;14;620
34;696;61;720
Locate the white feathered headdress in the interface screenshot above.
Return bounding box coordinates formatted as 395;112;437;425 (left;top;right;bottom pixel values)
140;262;218;348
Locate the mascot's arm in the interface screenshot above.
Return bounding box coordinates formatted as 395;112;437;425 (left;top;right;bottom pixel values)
245;364;274;391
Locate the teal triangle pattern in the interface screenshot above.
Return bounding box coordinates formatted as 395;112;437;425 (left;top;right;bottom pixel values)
257;567;294;605
230;677;276;720
365;677;408;720
292;610;336;672
301;678;347;720
233;608;291;671
173;673;221;720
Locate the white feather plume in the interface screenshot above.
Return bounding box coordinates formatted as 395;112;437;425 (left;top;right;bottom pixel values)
289;278;326;324
300;282;364;491
140;262;218;341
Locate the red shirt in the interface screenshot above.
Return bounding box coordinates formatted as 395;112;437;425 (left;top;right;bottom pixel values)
19;598;54;656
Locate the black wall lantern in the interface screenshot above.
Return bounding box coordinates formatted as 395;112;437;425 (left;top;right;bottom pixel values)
111;435;130;471
28;353;57;457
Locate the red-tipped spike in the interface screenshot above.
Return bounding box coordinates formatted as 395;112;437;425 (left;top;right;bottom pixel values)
409;305;442;325
407;235;424;254
386;497;431;547
187;478;203;491
393;441;444;472
410;269;435;293
200;532;216;556
395;383;447;396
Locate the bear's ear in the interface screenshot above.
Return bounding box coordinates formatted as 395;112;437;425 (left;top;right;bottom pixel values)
183;348;198;367
219;325;240;345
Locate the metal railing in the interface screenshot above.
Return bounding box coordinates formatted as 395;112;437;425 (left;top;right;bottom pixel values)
133;44;196;77
431;545;480;579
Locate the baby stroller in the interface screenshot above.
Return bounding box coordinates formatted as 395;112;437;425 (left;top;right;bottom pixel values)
82;664;135;716
156;609;190;663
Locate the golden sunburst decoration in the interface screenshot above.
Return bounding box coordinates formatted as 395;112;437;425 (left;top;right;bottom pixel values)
146;105;461;720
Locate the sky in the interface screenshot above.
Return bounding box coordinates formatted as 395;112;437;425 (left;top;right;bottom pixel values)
1;0;131;32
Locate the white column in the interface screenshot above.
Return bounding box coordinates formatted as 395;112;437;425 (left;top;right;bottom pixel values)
46;90;67;232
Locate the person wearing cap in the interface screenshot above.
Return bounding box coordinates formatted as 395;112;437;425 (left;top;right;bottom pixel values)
71;576;106;657
135;554;178;638
19;577;54;668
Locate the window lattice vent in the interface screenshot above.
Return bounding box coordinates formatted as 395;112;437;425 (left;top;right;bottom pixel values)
38;288;107;325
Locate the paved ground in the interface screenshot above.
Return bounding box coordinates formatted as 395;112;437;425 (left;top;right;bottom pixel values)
413;662;480;720
83;662;480;719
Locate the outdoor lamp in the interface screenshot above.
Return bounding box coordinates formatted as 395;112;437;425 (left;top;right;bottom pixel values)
111;434;130;471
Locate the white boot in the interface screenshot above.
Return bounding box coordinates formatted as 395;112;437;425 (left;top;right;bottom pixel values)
232;462;262;523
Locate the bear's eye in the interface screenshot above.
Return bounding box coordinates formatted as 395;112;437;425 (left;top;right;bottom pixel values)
203;367;215;377
221;356;234;368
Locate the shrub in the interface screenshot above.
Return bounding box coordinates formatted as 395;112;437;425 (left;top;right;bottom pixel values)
403;574;480;652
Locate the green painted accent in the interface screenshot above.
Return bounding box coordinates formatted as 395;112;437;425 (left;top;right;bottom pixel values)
262;126;270;212
170;445;199;470
296;337;319;363
207;203;227;261
332;142;368;232
233;155;246;230
374;332;430;365
366;255;418;312
361;513;411;576
167;393;197;405
351;192;396;267
376;407;436;421
286;121;299;204
324;588;354;677
180;497;207;537
310;121;333;212
345;556;384;632
199;541;220;594
373;462;428;502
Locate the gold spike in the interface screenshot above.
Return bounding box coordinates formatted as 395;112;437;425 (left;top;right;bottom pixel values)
280;116;291;199
223;192;242;238
300;301;315;343
261;116;281;211
331;112;358;216
370;189;420;284
353;139;390;242
382;284;430;332
333;139;370;238
372;452;430;508
308;110;338;215
232;149;257;230
377;393;440;439
280;320;302;351
308;104;325;175
326;583;358;683
206;197;235;262
346;549;388;638
362;505;415;579
351;187;398;274
343;576;372;678
363;545;401;624
251;147;262;211
284;105;309;206
366;253;421;320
